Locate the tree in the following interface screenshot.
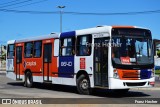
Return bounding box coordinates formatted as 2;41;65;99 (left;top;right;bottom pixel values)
157;50;160;57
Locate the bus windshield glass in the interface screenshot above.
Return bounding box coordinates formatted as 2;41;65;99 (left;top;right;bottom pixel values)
111;28;154;66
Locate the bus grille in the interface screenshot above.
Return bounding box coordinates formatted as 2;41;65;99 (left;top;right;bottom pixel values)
118;69;151;80
122;72;139;78
120;70;139;80
125;82;146;86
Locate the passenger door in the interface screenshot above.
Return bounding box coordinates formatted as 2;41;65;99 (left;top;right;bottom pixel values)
94;38;109;87
15;46;23;80
43;43;52;82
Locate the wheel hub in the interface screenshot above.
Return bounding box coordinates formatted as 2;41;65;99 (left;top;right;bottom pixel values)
81;79;88;90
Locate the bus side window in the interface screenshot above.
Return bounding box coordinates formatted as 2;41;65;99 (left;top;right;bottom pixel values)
24;42;33;58
7;44;15;59
60;37;75;56
76;35;92;56
33;41;42;58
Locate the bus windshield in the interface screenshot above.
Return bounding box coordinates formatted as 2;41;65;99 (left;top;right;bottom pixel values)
112;37;153;65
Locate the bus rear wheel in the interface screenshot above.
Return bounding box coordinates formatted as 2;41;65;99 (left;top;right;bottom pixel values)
77;74;91;95
25;72;33;88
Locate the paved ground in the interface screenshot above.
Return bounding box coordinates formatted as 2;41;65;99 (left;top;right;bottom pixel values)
0;71;160;106
0;72;160;98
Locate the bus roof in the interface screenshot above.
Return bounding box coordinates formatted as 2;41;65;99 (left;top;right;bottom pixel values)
112;25;149;30
7;25;150;44
75;25;150;36
76;26;112;36
76;25;149;35
10;33;59;44
7;40;16;44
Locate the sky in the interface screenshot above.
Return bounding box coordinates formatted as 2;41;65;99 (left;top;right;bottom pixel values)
0;0;160;44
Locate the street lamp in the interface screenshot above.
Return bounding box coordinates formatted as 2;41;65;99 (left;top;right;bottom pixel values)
57;6;66;33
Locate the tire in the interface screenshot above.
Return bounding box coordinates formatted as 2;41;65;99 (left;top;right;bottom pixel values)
24;81;27;87
113;89;129;94
25;72;33;88
76;74;91;95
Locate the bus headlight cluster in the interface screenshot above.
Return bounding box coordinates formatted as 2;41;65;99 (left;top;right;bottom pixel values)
113;69;119;79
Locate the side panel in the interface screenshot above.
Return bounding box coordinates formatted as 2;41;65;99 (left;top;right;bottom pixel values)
6;44;15;79
58;31;75;78
52;39;59;77
75;56;93;84
23;41;43;77
59;56;74;78
74;34;94;87
6;59;14;71
23;57;43;76
8;39;58;83
75;33;111;88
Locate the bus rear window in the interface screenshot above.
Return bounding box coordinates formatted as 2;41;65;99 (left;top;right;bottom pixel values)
7;44;15;59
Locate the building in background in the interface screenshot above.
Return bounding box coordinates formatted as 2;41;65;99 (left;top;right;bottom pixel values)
153;39;160;70
0;45;6;70
153;39;160;57
157;44;160;51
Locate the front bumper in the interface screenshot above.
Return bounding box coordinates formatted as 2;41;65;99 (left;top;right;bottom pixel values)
109;77;155;89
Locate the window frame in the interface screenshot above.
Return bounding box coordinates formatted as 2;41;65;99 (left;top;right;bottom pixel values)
43;43;52;63
53;39;59;57
16;46;22;63
60;37;75;56
7;44;15;59
33;41;42;58
76;34;92;56
24;42;33;58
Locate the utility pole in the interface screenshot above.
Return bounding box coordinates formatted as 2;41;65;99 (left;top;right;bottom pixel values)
57;6;66;33
0;45;2;68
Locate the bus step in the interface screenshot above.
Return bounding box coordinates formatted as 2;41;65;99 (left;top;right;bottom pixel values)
16;78;23;81
43;81;52;84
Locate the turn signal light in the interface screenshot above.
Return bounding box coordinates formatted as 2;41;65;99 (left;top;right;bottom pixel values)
149;81;155;85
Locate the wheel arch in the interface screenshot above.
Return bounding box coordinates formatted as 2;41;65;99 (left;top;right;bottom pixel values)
76;70;90;82
24;69;32;75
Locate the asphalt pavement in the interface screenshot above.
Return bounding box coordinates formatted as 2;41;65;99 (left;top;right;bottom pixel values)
0;71;160;106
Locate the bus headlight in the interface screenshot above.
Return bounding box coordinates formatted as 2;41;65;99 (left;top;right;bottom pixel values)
113;69;119;79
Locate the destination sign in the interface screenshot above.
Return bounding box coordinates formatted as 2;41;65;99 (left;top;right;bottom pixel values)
112;28;151;36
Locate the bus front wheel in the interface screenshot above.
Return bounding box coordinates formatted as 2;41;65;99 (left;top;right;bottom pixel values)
25;72;33;88
77;74;91;95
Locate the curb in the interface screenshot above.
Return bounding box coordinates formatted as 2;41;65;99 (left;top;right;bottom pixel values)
0;71;6;74
155;75;160;81
0;68;6;71
131;87;160;91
